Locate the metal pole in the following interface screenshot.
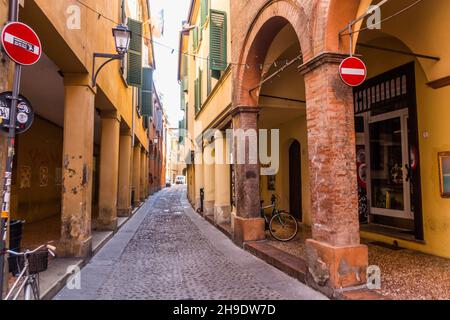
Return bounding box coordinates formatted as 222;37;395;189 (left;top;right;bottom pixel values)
0;0;20;300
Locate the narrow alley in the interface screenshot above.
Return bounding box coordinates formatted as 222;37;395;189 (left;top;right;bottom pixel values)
55;187;326;300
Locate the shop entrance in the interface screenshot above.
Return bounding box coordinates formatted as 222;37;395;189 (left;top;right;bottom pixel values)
289;140;302;221
354;62;424;240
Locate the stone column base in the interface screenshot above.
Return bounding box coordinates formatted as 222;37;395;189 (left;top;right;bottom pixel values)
118;207;132;217
214;205;231;225
204;200;215;217
305;239;368;292
58;236;92;258
232;216;265;245
96;217;118;232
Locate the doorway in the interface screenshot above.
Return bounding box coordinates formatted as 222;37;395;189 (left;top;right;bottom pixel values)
289;140;302;221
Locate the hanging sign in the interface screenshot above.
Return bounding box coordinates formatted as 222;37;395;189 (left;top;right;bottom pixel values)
339;56;367;87
1;22;42;66
0;92;34;134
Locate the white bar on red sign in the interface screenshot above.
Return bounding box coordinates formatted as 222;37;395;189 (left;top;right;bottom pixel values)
341;68;366;76
4;32;40;56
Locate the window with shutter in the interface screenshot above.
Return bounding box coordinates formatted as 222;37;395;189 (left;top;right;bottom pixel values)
194;78;199;114
180;83;186;111
141;67;153;117
199;68;203;109
201;0;209;27
210;10;227;71
192;27;199;52
207;56;212;96
127;18;143;87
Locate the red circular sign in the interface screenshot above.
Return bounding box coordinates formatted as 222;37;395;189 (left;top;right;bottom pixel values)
339;56;367;87
1;22;42;66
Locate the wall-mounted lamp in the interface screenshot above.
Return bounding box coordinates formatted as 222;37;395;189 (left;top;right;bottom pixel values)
92;24;131;87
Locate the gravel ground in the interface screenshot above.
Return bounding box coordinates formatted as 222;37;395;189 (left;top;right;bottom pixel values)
268;225;450;300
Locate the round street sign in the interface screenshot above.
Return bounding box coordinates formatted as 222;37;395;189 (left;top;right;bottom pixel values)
1;22;42;66
0;92;34;134
339;56;367;87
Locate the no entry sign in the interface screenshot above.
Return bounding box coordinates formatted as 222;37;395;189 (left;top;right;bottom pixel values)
1;22;42;66
339;56;367;87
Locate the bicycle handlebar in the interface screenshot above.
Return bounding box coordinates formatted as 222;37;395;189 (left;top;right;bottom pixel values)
7;244;56;257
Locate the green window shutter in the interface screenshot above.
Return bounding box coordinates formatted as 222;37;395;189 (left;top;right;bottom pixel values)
141;67;153;117
182;54;189;78
192;27;198;52
210;10;227;71
182;76;189;93
201;0;209;27
194;78;199;114
207;56;212;96
180;83;186;111
127;18;143;87
199;69;203;108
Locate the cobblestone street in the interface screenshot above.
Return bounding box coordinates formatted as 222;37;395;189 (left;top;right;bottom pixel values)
55;186;326;300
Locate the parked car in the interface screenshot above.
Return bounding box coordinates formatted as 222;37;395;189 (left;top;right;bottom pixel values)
175;175;186;185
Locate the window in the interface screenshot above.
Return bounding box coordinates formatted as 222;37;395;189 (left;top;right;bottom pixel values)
192;27;199;52
210;10;227;72
127;18;143;87
141;67;154;117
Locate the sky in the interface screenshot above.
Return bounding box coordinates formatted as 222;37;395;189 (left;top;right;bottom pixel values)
149;0;191;129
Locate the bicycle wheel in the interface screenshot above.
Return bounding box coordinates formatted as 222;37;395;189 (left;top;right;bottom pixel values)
24;276;40;300
269;212;298;242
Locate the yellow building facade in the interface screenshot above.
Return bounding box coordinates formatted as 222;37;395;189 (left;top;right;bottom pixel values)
0;0;157;258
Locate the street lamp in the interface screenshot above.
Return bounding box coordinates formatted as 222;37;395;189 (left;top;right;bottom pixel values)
113;24;131;54
92;24;131;87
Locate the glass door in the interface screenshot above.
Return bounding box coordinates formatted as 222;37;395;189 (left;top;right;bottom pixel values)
368;109;413;220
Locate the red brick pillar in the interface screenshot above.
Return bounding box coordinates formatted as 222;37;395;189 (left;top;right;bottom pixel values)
299;53;368;291
231;107;265;245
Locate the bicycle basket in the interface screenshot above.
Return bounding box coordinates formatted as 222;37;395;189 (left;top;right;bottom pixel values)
28;249;49;275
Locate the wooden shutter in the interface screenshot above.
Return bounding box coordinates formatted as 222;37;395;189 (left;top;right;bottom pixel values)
207;56;212;95
210;10;227;71
141;67;153;117
192;27;199;52
127;18;143;87
198;69;203;109
194;78;199;114
180;82;186;111
201;0;209;27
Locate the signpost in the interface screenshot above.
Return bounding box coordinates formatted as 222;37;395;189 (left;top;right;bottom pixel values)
0;13;41;298
339;56;367;87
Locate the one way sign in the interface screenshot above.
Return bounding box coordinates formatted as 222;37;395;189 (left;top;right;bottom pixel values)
1;22;42;66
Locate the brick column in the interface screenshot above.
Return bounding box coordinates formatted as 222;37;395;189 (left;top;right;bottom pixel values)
299;52;368;290
231;107;265;244
97;110;120;231
118;128;132;217
59;74;94;257
132;143;141;206
214;131;231;225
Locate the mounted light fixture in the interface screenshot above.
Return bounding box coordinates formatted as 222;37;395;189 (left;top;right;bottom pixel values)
92;24;132;87
113;24;131;54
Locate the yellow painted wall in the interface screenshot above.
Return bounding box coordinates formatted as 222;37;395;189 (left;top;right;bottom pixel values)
259;115;312;226
10;117;63;223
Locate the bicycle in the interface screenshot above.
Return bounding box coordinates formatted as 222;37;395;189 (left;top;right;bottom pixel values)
261;194;298;242
3;244;56;300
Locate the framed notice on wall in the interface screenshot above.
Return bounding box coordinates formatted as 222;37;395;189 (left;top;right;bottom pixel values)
438;152;450;198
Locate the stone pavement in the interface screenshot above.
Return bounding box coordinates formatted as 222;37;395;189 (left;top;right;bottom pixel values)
55;186;326;300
